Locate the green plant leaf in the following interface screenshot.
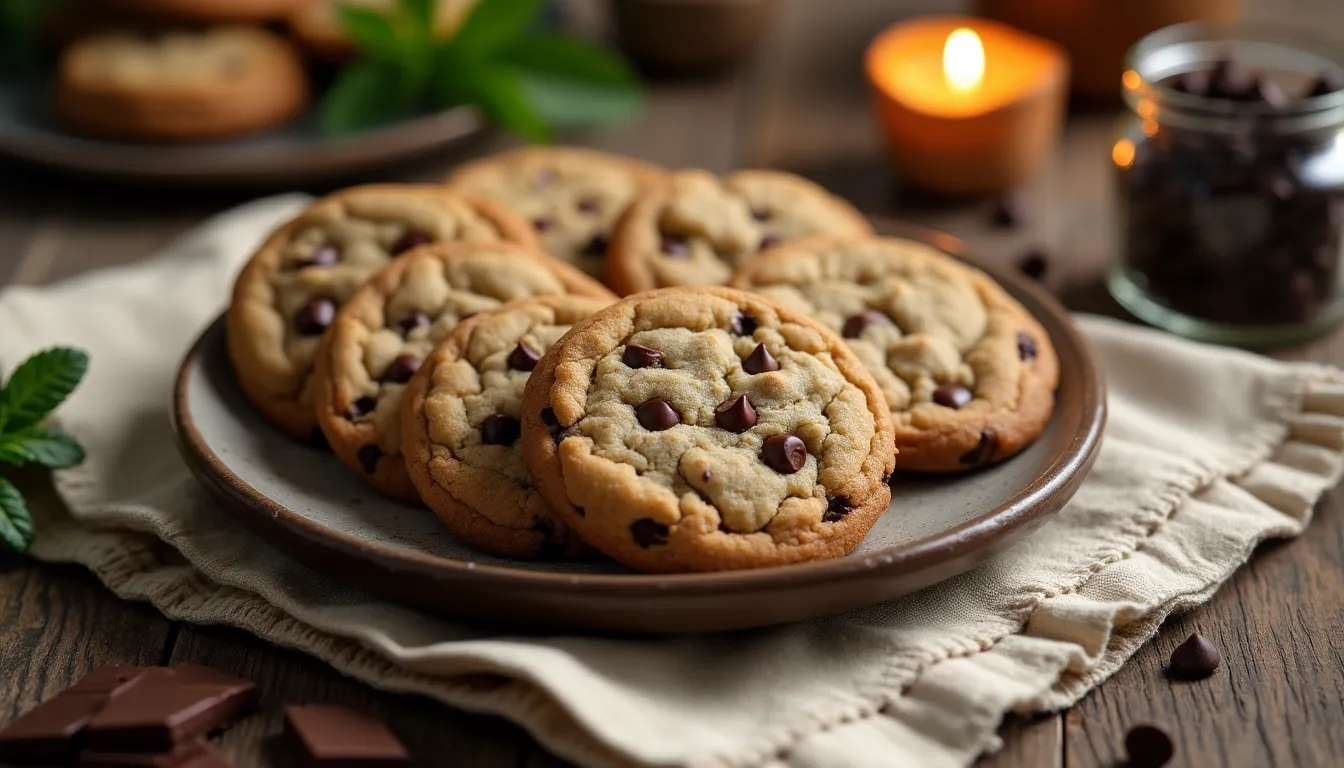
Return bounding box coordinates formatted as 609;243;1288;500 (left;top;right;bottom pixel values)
1;348;88;433
0;439;31;467
336;4;407;63
6;428;84;469
463;66;552;142
500;34;640;86
400;0;437;35
321;60;417;136
0;476;33;553
448;0;545;61
516;70;643;127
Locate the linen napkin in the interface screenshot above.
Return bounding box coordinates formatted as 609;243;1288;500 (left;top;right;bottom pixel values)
5;196;1344;768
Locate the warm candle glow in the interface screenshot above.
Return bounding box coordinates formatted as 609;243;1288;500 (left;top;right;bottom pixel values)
943;28;985;93
1112;139;1135;168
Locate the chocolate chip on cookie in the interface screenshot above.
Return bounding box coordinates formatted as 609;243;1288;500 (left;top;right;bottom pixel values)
480;414;522;446
842;310;890;338
637;398;681;431
508;342;542;372
715;394;757;433
932;383;972;409
742;343;779;374
622;344;664;369
762;434;808;474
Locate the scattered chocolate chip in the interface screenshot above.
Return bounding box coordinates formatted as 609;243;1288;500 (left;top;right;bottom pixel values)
349;396;377;420
531;218;554;232
758;235;782;251
380;354;420;384
302;244;339;268
294;296;336;336
84;671;256;753
508;342;541;372
730;312;758;336
1168;633;1221;679
991;193;1026;228
583;235;608;257
391;230;433;255
622;344;663;369
751;208;772;222
480;413;521;446
636;398;680;431
576;197;600;214
660;235;690;257
1016;248;1049;281
395;311;431;336
1124;724;1175;767
357;445;381;474
932;383;973;409
762;434;807;474
630;518;669;547
842;310;889;338
284;705;410;768
959;429;997;466
1305;72;1343;98
742;342;779;374
1016;332;1038;361
715;394;757;433
702;470;712;482
822;496;851;522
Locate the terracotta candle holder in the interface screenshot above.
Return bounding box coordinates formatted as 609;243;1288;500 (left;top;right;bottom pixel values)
865;16;1068;196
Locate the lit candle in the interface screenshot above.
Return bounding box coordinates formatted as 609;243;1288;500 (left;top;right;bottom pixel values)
865;16;1069;195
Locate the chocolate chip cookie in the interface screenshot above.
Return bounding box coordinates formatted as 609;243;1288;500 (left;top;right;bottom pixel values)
520;286;896;573
401;296;611;557
314;244;616;501
444;147;667;281
604;170;873;295
729;236;1059;471
227;185;539;441
55;27;309;142
289;0;478;61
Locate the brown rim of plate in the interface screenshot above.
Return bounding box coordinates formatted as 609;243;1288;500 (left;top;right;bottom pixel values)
174;219;1105;593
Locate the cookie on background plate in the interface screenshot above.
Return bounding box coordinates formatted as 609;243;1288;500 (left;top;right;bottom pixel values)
227;185;540;442
401;296;612;559
101;0;305;23
729;236;1060;472
55;27;309;143
604;169;872;295
289;0;478;61
314;243;616;502
520;286;896;573
444;147;667;281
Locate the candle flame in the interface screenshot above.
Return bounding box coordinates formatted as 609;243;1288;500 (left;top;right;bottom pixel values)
943;28;984;93
1112;139;1135;168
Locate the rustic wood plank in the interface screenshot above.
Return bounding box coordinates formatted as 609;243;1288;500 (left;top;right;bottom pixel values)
979;715;1062;768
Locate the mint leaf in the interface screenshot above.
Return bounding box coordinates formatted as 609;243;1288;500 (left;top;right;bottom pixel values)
7;428;84;469
336;5;407;64
0;476;33;553
0;439;31;467
461;67;552;142
400;0;437;35
1;348;88;433
516;71;642;127
321;60;417;136
449;0;545;61
501;35;639;86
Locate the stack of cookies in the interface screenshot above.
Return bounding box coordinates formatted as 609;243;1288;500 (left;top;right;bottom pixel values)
225;147;1059;574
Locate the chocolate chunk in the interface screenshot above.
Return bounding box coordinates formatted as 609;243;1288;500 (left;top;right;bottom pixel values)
0;693;108;764
842;310;889;338
380;354;420;384
622;344;663;369
660;236;690;258
742;342;779;374
991;193;1026;228
576;197;600;214
932;383;972;409
636;398;680;431
1016;248;1049;281
751;208;772;222
762;434;807;474
66;667;153;697
284;705;410;768
394;311;430;336
84;678;256;754
1124;723;1175;767
78;739;210;767
508;342;541;372
357;445;381;474
1017;332;1038;361
348;396;377;421
531;217;554;232
583;235;608;257
959;429;997;466
1304;72;1343;98
294;296;336;336
730;312;758;336
630;518;669;548
541;407;559;428
390;230;432;255
715;394;757;432
1169;633;1221;679
301;244;339;268
480;413;521;446
822;496;851;522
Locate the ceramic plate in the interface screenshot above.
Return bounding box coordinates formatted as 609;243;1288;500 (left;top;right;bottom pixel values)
0;77;484;185
172;223;1106;633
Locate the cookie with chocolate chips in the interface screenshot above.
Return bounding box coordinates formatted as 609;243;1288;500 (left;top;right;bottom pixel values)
520;286;895;573
730;236;1059;472
444;147;667;281
604;169;873;296
226;185;540;441
313;243;615;501
401;296;612;558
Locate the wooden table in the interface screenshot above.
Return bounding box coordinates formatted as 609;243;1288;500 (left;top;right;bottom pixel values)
3;1;1342;765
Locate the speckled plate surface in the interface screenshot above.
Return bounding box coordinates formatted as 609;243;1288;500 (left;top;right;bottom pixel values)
172;223;1106;633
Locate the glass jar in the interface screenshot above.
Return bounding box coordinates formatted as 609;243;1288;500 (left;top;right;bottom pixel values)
1108;23;1344;346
